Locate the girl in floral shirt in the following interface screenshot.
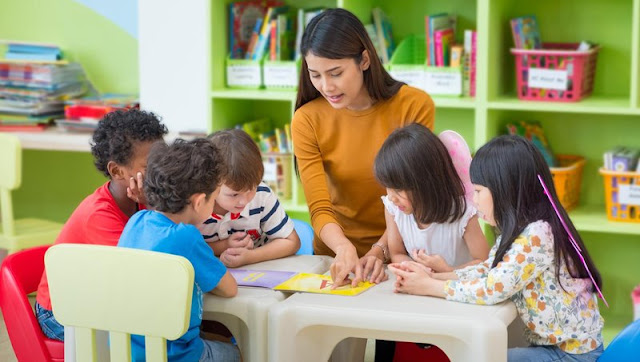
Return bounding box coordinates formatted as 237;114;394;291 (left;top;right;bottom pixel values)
389;135;604;362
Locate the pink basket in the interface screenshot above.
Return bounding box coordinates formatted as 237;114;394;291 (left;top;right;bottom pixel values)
511;43;600;102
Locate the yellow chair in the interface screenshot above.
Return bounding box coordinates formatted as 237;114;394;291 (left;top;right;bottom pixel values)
45;244;195;362
0;133;62;253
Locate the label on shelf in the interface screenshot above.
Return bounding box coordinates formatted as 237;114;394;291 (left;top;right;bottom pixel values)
389;69;427;92
263;161;278;182
264;63;298;87
424;71;462;95
528;68;568;90
227;64;261;87
619;184;640;205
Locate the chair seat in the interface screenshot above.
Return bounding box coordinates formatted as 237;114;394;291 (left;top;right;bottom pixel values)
0;218;62;252
43;337;65;362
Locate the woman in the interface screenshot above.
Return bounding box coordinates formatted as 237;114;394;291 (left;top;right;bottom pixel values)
292;8;435;290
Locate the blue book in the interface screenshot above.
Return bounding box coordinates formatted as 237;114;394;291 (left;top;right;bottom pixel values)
8;43;61;55
4;51;61;61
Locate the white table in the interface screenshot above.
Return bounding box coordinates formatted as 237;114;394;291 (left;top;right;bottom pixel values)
268;270;518;362
203;254;333;362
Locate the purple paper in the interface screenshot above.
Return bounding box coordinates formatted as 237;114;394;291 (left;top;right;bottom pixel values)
229;269;297;288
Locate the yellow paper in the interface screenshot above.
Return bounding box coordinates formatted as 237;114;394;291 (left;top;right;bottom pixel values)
274;273;374;296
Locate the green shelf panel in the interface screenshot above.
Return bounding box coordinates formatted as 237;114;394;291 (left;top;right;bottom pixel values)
212;88;297;102
432;96;477;109
281;200;310;213
488;95;638;115
570;204;640;235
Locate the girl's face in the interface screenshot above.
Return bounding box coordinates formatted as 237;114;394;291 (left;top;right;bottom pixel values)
386;188;413;215
472;184;496;226
305;52;372;111
214;184;257;215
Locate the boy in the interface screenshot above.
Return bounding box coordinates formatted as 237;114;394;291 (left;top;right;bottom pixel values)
199;129;300;267
35;109;167;341
118;138;240;362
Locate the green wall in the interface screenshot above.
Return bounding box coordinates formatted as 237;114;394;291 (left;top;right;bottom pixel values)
0;0;138;222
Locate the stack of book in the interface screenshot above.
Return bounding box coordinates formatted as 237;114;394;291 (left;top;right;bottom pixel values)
55;94;139;133
3;41;63;62
0;60;89;131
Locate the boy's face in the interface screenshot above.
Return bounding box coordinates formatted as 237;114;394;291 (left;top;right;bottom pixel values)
119;141;157;181
214;184;257;214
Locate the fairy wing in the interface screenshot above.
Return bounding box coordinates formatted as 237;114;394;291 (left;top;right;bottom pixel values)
438;130;473;203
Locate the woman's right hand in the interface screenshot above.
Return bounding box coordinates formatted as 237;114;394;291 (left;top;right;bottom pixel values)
330;244;362;289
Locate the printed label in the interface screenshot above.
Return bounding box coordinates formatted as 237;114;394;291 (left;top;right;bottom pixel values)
528;68;569;90
264;64;298;87
389;69;427;91
425;71;462;95
619;184;640;205
227;64;261;86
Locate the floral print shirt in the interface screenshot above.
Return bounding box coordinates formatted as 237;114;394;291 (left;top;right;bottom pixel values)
444;220;603;354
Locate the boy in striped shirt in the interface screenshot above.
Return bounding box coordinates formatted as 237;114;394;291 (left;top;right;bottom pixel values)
198;129;300;267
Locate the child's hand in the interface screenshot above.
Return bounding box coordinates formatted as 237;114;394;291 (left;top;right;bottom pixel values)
358;255;388;284
411;250;453;273
227;232;253;249
127;172;146;205
220;247;251;268
388;261;433;296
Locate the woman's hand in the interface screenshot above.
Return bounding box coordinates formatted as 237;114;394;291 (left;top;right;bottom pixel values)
330;244;361;289
388;261;444;297
359;255;388;284
411;249;453;273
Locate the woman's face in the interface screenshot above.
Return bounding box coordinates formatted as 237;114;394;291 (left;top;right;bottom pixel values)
305;51;372;111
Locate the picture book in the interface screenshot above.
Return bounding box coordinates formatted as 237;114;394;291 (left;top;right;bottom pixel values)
372;7;395;64
230;269;297;288
434;28;454;67
274;273;375;296
229;0;267;59
427;13;457;66
510;15;541;49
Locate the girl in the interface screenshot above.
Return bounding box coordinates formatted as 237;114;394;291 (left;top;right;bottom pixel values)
389;135;604;361
374;123;489;272
291;8;435;290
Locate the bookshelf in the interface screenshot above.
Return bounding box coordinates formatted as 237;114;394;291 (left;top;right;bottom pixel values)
139;0;640;343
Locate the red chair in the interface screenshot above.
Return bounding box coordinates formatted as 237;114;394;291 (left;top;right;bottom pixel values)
0;245;64;362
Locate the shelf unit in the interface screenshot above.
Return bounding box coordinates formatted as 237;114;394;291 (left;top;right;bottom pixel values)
137;0;640;342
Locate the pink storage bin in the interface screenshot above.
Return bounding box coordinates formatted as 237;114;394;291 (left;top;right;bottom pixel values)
511;43;600;102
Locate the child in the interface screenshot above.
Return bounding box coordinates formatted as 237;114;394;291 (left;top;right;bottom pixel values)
198;129;300;267
35;109;167;341
389;135;604;361
118;138;240;362
373;123;489;272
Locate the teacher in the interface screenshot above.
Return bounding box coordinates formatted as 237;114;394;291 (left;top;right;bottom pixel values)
292;8;435;288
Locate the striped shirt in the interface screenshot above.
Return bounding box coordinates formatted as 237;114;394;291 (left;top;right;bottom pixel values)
198;182;294;247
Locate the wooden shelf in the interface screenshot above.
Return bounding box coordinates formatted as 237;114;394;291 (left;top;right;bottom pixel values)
569;204;640;235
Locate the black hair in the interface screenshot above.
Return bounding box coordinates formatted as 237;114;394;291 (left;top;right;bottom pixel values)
91;109;168;178
207;129;264;191
470;135;602;290
144;138;227;214
295;8;403;111
374;123;466;224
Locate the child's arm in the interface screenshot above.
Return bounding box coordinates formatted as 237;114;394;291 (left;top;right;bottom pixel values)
209;270;238;298
221;230;300;267
456;215;490;268
386;209;412;263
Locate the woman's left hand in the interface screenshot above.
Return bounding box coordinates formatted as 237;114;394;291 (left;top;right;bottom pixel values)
358;255;388;284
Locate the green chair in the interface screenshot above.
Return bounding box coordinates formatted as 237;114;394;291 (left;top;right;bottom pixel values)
46;244;194;361
0;133;62;253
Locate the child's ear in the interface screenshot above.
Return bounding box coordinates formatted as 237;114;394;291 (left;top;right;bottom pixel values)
191;192;207;210
107;161;124;180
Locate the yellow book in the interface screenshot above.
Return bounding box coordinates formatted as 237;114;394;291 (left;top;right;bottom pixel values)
274;273;375;296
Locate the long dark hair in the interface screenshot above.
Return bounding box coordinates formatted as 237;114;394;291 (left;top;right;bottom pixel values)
374;123;466;224
295;8;403;111
470;135;602;290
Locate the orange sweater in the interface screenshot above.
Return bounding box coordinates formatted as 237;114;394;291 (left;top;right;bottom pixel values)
292;85;435;257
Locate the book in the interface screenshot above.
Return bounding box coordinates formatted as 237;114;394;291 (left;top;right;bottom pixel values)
251;5;289;61
434;28;454;67
245;18;263;60
274;273;375;296
230;269;297;288
372;8;395;64
229;0;268;59
510;15;541;49
5;51;61;61
450;44;463;67
427;14;456;66
294;8;325;61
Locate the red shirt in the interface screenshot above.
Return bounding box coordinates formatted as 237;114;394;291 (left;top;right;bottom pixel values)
36;182;134;310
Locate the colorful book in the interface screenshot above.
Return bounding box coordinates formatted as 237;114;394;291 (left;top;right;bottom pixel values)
245;18;263;60
230;269;297;288
229;0;267;59
372;7;395;64
434;28;454;67
427;13;456;66
450;44;463;67
252;5;289;61
274;273;375;296
510;15;541;49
